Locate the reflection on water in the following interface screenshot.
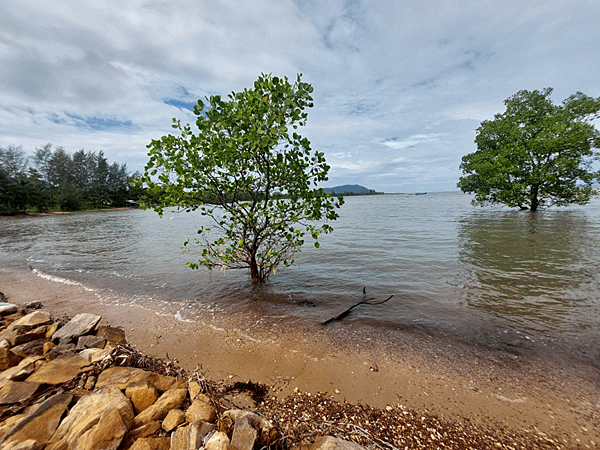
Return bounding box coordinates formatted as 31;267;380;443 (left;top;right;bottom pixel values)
458;208;600;333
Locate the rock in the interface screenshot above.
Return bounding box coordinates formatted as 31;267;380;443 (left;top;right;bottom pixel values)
0;338;11;349
0;381;45;405
129;437;171;450
161;408;185;432
79;347;111;363
0;347;22;371
125;380;160;414
0;391;72;449
10;311;53;333
96;366;187;392
204;431;231;450
223;410;277;449
11;339;47;358
0;413;25;437
94;325;126;348
43;341;56;354
0;356;41;386
230;414;258;450
83;375;96;390
45;323;59;339
77;406;130;450
75;335;106;350
307;436;366;450
132;388;187;427
51;313;101;342
12;326;48;346
188;381;202;400
26;352;88;385
185;398;216;423
2;439;40;450
0;302;19;316
45;343;76;360
171;421;217;450
45;385;134;450
127;420;161;440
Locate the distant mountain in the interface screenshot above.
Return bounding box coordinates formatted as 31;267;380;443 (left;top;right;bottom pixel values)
322;184;383;195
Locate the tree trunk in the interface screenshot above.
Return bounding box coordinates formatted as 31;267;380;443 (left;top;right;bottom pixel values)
249;253;261;283
530;185;539;211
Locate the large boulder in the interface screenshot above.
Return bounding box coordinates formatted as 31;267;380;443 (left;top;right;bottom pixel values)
25;352;88;385
223;410;277;449
51;313;101;343
0;381;45;405
0;392;73;449
96;366;186;392
45;384;134;450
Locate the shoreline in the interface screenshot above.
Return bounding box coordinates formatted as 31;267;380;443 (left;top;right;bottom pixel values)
1;267;598;447
0;206;134;219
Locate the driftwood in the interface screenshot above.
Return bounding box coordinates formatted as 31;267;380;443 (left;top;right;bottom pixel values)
322;287;393;326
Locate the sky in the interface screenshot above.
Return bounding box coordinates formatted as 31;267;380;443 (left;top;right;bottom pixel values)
1;0;599;193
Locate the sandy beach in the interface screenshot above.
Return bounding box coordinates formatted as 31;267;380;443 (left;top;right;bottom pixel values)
1;267;598;447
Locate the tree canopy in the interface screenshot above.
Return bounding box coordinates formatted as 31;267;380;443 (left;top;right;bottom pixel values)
134;73;343;283
458;88;600;211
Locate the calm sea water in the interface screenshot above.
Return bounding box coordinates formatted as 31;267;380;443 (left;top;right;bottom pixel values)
1;192;599;368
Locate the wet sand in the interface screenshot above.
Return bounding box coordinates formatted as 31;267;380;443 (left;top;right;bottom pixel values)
1;268;598;447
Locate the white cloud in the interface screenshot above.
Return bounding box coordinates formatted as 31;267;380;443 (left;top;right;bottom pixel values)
1;0;599;192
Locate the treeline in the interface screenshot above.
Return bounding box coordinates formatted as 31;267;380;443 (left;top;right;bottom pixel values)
0;144;143;214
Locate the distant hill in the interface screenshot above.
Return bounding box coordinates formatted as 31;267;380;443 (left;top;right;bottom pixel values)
322;184;383;195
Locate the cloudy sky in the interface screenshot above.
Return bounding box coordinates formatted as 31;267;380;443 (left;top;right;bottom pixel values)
1;0;599;193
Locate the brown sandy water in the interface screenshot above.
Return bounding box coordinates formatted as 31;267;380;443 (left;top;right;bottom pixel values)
1;267;598;447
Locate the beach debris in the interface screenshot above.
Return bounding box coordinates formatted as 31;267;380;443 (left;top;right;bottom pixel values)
321;287;393;326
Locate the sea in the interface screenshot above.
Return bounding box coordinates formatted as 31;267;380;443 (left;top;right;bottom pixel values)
1;192;599;373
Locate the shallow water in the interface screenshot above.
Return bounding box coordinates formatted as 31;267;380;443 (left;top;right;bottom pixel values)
1;192;599;369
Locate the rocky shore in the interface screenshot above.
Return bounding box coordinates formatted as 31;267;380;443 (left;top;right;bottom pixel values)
0;297;579;450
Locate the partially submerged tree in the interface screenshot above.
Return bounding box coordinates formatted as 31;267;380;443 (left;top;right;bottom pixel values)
134;73;343;282
458;88;600;211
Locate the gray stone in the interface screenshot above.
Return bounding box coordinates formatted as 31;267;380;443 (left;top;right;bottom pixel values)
45;343;76;360
0;381;45;405
171;421;217;450
0;302;18;316
223;410;277;449
12;326;48;346
11;339;47;358
51;313;101;342
230;414;258;450
75;335;106;350
0;391;72;449
94;325;126;348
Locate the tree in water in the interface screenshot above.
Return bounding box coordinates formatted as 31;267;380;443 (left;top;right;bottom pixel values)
134;74;343;282
458;88;600;211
